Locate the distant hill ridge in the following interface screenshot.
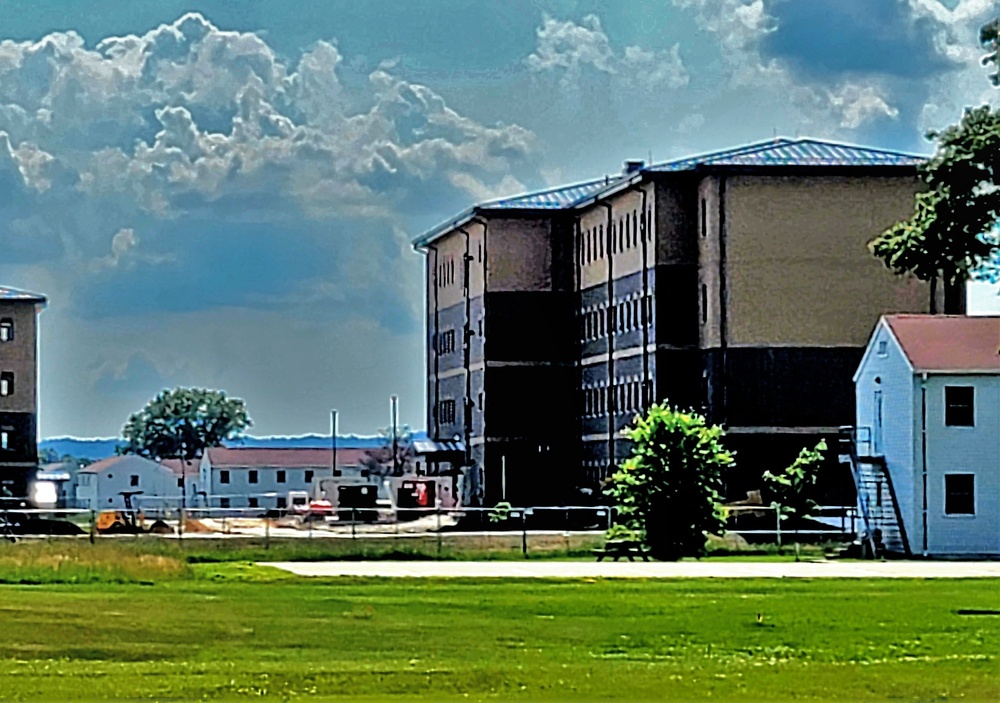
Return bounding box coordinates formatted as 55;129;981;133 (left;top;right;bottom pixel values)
40;432;428;461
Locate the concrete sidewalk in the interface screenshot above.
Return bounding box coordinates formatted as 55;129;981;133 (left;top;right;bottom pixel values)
262;560;1000;579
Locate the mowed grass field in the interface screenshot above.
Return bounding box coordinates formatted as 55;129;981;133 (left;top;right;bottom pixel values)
0;555;997;702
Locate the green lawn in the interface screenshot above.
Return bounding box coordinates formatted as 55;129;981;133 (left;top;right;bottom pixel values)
0;565;997;701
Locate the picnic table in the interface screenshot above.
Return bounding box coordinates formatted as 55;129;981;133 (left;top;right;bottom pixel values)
592;540;651;562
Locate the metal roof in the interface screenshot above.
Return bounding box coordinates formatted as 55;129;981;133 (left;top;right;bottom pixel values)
0;286;47;304
411;177;623;248
646;137;925;171
412;137;925;248
482;176;623;210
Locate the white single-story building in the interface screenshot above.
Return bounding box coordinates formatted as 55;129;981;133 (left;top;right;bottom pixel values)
852;314;999;557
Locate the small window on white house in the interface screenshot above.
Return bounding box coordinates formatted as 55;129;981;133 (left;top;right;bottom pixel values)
177;478;183;488
0;372;11;396
276;470;286;483
877;340;888;357
220;497;230;509
130;475;139;487
249;470;259;484
219;470;230;484
944;386;975;427
0;319;12;342
944;474;975;515
248;497;259;508
305;470;314;484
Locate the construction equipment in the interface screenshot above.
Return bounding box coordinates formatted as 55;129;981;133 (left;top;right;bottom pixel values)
96;491;145;534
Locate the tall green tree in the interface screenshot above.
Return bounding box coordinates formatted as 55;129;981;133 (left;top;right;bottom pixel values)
119;387;252;475
605;402;732;561
870;18;1000;312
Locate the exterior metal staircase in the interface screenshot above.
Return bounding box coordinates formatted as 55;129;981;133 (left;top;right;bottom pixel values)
838;427;911;557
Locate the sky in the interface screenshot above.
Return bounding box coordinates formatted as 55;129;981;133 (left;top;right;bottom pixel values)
0;0;997;439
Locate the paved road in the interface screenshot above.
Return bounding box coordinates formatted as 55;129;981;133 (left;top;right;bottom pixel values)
262;560;1000;579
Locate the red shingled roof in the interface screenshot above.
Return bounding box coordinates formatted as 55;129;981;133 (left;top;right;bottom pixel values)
204;447;369;468
884;315;1000;373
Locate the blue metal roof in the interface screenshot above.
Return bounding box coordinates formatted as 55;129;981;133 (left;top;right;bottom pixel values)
481;176;624;210
0;286;46;303
413;137;925;247
647;137;925;171
412;176;624;246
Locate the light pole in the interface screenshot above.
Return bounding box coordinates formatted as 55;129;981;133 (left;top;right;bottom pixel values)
391;395;400;476
331;409;339;477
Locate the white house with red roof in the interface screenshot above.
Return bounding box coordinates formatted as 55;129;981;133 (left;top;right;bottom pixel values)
850;315;1000;557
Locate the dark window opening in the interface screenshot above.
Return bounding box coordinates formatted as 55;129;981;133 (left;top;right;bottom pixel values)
277;497;287;509
248;497;259;509
305;470;314;484
945;474;975;515
220;470;230;484
944;386;974;427
249;470;259;484
276;470;286;483
130;475;139;487
701;197;707;237
220;498;230;509
701;284;708;325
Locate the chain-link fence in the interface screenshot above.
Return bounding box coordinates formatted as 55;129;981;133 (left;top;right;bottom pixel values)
2;502;856;548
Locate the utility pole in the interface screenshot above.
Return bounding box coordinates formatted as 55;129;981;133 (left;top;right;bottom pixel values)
391;394;400;476
331;409;339;477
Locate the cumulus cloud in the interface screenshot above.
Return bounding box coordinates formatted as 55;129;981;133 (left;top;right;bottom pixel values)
906;0;1000;134
0;13;541;316
673;0;900;131
527;14;689;90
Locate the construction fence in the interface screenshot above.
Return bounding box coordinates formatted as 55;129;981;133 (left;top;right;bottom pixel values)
1;504;858;552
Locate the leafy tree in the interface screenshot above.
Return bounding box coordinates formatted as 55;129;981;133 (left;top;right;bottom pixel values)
761;440;826;523
360;424;415;477
119;387;252;473
983;18;999;87
605;402;733;561
870;21;1000;312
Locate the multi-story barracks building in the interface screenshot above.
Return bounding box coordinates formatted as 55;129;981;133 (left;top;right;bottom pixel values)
412;138;956;506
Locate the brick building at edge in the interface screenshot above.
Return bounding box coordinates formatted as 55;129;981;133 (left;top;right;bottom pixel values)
412;137;964;507
0;286;46;502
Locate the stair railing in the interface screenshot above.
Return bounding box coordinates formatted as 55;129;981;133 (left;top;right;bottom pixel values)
839;426;877;556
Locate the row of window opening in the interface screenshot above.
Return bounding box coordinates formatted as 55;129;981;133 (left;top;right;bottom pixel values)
580;295;652;341
582;379;652;417
578;210;651;266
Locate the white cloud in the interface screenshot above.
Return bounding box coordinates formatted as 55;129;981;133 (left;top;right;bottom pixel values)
907;0;1000;134
672;0;899;132
829;84;900;129
0;13;540;234
527;14;689;90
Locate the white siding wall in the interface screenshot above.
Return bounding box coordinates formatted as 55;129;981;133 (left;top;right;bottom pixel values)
205;465;335;508
75;457;183;510
923;374;1000;556
855;322;917;551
